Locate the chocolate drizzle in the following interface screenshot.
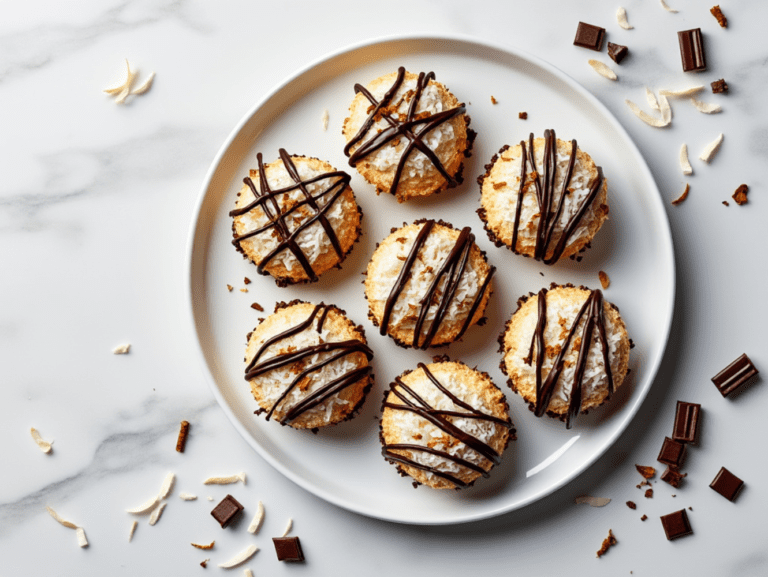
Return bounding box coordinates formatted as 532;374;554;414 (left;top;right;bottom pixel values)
510;130;604;264
245;303;373;424
230;149;352;281
528;288;614;428
380;220;495;349
382;363;511;487
344;67;465;196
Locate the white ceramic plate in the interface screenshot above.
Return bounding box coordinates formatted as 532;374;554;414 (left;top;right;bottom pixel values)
187;34;675;525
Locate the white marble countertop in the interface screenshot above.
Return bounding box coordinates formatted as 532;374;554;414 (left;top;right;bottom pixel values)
3;1;766;575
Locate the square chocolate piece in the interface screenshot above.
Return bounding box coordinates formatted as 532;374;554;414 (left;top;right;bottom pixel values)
710;467;744;501
607;42;628;64
210;494;244;528
678;28;706;72
574;22;605;51
660;509;693;540
661;466;687;488
712;353;759;396
672;401;701;444
273;536;304;562
657;436;686;467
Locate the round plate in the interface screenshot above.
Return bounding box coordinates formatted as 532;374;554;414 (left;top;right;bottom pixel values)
187;34;675;525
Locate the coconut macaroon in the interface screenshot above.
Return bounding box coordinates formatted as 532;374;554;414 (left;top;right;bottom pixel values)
380;359;514;489
230;149;362;286
342;67;472;203
244;301;374;429
478;130;609;264
365;220;495;349
500;285;630;428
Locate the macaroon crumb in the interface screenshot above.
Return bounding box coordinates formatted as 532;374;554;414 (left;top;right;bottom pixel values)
598;271;610;289
732;184;749;205
596;529;617;558
519;112;528;119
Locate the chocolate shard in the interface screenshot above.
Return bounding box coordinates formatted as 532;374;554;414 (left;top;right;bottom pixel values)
710;467;744;501
660;509;693;540
678;28;706;72
711;78;728;93
607;42;628;64
657;436;686;467
273;536;305;562
210;494;244;528
574;22;606;51
712;353;759;397
661;466;687;488
672;401;701;444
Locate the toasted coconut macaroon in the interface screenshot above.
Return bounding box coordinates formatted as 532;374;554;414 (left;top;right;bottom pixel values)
342;67;472;203
380;359;514;489
500;285;630;428
478;130;609;264
365;220;495;349
230;149;362;286
244;301;374;429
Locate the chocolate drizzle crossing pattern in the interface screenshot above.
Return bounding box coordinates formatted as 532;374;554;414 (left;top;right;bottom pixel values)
382;363;512;488
230;149;352;281
245;303;373;425
344;67;466;196
527;288;614;428
510;130;604;264
381;220;495;349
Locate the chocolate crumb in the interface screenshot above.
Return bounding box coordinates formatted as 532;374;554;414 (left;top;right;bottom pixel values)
596;529;617;558
645;488;654;499
732;184;749;205
661;466;687;488
723;201;730;206
200;559;208;568
519;112;528;120
671;183;690;205
711;78;728;93
240;288;249;293
243;277;251;285
175;420;190;453
641;514;647;521
491;95;498;104
710;5;727;27
250;302;264;311
635;465;656;479
626;501;637;510
226;284;233;292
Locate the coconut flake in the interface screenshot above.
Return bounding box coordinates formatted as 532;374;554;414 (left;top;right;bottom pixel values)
575;495;612;507
191;541;215;550
112;60;139;105
218;545;259;568
158;472;175;500
244;570;254;577
247;501;264;534
148;501;166;525
659;95;672;124
128;520;138;541
645;88;660;111
588;60;617;80
112;343;131;354
671;183;690;205
616;7;633;29
103;59;134;95
699;133;724;162
321;109;329;131
202;472;246;485
131;71;155;95
30;427;53;453
690;97;721;114
625;99;670;128
281;517;293;538
179;493;198;501
659;86;704;97
46;506;78;529
660;0;678;13
126;495;159;515
75;527;88;547
679;144;693;175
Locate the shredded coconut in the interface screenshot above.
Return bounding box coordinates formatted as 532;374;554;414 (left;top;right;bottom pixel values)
679;144;693;175
112;344;131;354
247;501;264;534
690;97;721;114
659;0;678;13
179;493;198;501
281;517;293;537
128;520;137;541
616;7;633;29
588;60;617;81
30;427;53;453
148;501;166;525
203;472;246;485
699;133;724;162
219;545;259;568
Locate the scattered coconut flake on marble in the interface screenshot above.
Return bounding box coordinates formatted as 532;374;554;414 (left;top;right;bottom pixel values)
179;493;198;501
679;144;693;175
218;545;259;568
617;7;633;29
659;95;672;124
659;86;704;98
203;472;246;485
625;99;670;128
588;60;617;80
126;494;159;515
321;109;329;131
244;569;254;577
690;97;722;114
112;343;131;354
103;59;135;95
30;427;53;453
645;88;660;111
148;501;166;526
659;0;678;13
75;527;88;547
575;496;612;507
191;541;215;550
247;501;265;535
671;183;690;205
699;133;724;162
207;496;214;501
131;71;155;95
158;472;175;500
281;517;293;538
46;506;78;529
128;520;138;542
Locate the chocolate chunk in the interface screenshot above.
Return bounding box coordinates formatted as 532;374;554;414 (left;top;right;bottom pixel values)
626;501;637;510
175;420;190;453
710;467;744;501
640;514;647;521
574;22;605;51
644;488;653;499
210;494;244;528
518;112;528;120
710;5;727;28
660;509;693;540
672;401;701;444
661;466;687;488
733;184;749;205
607;42;628;64
678;28;706;72
711;78;728;93
657;437;686;467
273;536;304;562
712;353;759;397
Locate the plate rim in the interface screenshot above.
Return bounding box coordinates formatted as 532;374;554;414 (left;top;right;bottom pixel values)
185;32;676;525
